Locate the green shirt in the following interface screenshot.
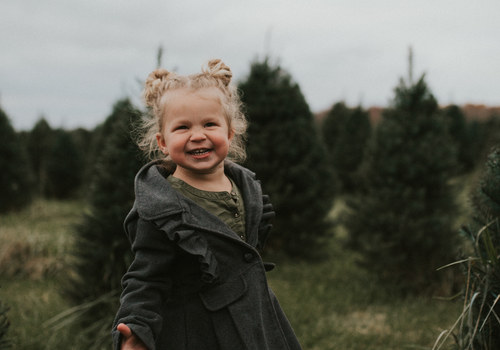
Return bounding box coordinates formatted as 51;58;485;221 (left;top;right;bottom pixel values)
167;175;246;241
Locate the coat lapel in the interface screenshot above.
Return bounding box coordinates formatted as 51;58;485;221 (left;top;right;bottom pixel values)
133;160;263;248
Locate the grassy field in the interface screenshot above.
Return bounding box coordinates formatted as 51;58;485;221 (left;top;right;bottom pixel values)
0;199;462;349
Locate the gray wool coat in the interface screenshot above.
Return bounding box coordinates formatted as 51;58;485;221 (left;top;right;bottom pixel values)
112;160;302;350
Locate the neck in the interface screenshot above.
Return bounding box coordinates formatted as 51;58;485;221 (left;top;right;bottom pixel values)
172;165;232;192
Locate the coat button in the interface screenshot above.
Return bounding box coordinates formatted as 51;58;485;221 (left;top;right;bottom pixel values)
244;253;254;262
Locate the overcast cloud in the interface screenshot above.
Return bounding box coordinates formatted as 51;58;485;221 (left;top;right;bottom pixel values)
1;0;499;130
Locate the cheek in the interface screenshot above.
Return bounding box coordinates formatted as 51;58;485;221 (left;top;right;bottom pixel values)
167;135;187;151
217;133;232;152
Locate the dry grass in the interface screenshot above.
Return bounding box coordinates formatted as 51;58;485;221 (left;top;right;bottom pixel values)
0;199;85;349
0;199;83;279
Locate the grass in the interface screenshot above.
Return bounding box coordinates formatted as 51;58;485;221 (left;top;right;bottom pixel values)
0;199;82;279
0;278;74;349
0;199;463;349
268;245;462;350
0;199;84;349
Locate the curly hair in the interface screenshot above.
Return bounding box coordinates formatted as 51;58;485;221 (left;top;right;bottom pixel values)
136;59;247;163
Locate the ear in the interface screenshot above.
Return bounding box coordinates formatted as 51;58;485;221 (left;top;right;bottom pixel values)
156;133;169;155
228;129;235;143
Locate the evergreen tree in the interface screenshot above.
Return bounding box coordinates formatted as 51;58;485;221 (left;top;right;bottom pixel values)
0;107;33;213
331;106;371;192
46;129;84;198
321;102;351;168
320;102;351;193
344;74;459;294
239;59;335;258
455;147;500;349
61;99;144;348
69;127;94;191
481;115;500;162
26;117;54;196
443;105;474;173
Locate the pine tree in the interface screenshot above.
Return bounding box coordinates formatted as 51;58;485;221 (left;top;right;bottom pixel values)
26;118;54;197
331;106;371;192
46;129;84;198
61;99;144;348
0;107;34;213
481;116;500;162
320;102;351;193
456;147;500;349
239;59;335;258
443;105;473;173
69;127;94;191
344;74;459;294
321;102;351;166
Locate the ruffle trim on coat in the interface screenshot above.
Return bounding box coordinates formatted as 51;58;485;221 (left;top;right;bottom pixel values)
161;226;219;284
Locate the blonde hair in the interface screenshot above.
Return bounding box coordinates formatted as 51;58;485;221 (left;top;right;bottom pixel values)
136;59;247;163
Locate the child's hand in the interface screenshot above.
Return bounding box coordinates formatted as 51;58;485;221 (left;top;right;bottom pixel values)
117;323;148;350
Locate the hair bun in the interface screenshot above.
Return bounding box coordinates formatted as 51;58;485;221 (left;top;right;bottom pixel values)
143;68;172;107
205;59;232;87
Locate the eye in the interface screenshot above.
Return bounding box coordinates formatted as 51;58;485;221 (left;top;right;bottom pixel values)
205;122;218;128
173;125;188;131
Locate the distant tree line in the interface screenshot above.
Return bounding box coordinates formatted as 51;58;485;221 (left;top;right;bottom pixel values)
1;64;498;217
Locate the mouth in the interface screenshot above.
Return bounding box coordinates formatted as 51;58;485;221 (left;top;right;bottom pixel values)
187;148;212;156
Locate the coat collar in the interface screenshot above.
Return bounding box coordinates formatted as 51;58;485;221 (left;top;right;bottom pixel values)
134;160;183;220
133;160;263;245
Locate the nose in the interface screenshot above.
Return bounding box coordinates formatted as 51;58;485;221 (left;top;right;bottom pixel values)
189;127;206;141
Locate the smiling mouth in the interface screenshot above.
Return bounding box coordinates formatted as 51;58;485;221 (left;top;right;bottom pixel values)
188;148;211;156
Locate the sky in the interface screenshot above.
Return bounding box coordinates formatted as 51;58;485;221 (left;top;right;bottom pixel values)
1;0;500;130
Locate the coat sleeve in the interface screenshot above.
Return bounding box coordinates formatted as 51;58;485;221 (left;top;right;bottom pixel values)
257;194;275;252
112;215;176;350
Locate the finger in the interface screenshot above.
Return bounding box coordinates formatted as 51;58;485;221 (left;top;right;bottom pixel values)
117;323;133;338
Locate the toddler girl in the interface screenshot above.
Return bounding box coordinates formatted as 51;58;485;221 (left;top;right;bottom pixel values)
112;59;302;350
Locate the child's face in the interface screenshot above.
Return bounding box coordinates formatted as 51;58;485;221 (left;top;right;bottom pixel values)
156;87;234;176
